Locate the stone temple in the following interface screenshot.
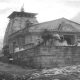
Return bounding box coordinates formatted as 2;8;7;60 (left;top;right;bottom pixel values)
3;7;80;68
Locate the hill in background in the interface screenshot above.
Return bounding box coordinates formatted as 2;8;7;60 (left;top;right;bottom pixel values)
0;39;3;50
72;12;80;24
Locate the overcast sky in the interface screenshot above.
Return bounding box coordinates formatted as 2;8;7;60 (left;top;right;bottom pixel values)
0;0;80;41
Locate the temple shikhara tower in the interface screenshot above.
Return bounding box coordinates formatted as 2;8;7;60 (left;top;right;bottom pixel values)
3;7;80;68
3;7;38;47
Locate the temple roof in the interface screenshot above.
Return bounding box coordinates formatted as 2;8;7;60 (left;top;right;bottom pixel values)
3;11;38;46
29;18;80;32
8;11;37;19
8;18;80;40
4;17;80;46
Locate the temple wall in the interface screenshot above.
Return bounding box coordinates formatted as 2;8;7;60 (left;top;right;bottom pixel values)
12;46;80;68
36;46;80;68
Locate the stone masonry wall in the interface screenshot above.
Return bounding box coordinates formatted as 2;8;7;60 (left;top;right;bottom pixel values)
37;46;80;68
12;45;80;68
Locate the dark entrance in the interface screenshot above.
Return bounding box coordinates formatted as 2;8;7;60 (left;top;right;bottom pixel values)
63;35;75;45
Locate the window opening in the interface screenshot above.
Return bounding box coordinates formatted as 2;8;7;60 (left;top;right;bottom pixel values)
63;35;75;45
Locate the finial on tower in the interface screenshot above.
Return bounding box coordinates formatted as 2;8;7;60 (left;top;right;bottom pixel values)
21;4;24;12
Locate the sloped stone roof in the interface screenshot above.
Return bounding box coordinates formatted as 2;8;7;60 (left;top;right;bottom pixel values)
29;18;80;32
3;17;80;47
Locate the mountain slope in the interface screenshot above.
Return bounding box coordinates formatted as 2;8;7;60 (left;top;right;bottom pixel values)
0;39;3;50
72;12;80;24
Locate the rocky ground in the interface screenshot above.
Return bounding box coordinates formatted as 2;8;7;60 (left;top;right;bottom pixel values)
0;62;80;80
0;62;37;80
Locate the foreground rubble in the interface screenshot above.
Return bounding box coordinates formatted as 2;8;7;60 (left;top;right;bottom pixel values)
29;65;80;80
1;65;80;80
